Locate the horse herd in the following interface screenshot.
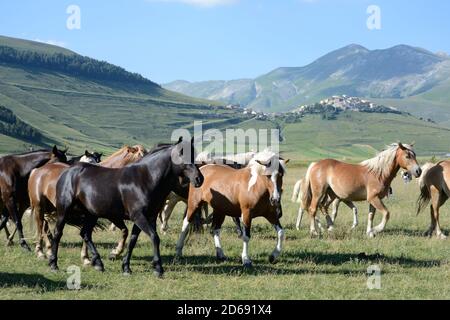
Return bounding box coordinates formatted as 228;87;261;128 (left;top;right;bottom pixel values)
0;140;448;278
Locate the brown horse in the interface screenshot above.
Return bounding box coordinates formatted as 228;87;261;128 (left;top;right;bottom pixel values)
0;146;67;250
301;143;421;237
29;145;145;263
175;150;288;267
417;162;449;239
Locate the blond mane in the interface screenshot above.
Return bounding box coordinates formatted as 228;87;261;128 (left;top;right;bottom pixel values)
247;150;286;191
100;145;145;168
360;143;413;179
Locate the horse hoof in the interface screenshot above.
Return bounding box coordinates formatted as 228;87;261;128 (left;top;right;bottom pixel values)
109;253;118;261
216;256;227;263
6;240;14;247
269;255;278;264
37;253;46;260
437;234;448;240
20;242;31;252
49;265;59;272
367;231;376;238
94;265;105;272
153;271;164;278
242;261;253;268
123;271;132;277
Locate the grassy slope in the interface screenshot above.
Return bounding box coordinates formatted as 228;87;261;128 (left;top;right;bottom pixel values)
0;168;448;299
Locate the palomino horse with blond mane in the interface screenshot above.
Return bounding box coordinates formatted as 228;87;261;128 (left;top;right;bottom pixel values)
29;145;145;264
301;143;421;237
417;162;450;239
175;150;288;267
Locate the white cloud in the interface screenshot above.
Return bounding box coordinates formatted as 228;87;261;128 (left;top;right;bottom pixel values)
148;0;239;7
34;39;67;48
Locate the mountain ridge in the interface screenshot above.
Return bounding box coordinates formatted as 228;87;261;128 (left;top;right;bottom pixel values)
164;44;450;114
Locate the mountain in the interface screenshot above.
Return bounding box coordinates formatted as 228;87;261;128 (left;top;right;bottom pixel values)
164;44;450;115
1;35;450;159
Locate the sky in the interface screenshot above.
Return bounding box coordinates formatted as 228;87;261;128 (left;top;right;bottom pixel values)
0;0;449;83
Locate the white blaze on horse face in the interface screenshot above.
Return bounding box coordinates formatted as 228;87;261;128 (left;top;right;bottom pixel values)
80;155;96;164
270;171;280;203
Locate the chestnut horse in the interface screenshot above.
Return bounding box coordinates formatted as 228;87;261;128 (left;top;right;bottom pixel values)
0;146;67;250
29;145;145;264
29;151;102;259
49;138;203;277
292;176;358;231
175;151;288;267
301;143;421;237
159;151;255;234
417;162;449;239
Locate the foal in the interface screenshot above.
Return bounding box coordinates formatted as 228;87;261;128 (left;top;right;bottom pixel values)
301;143;421;237
176;151;287;267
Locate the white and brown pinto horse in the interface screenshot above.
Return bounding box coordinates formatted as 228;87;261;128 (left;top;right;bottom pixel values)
176;151;288;267
159;151;255;234
301;143;421;237
417;162;450;239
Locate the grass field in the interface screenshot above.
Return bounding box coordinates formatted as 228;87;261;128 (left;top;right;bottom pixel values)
0;166;449;300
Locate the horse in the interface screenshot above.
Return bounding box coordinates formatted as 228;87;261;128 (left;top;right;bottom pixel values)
49;137;203;277
417;162;450;239
300;143;421;237
159;151;255;234
0;146;68;250
29;145;145;264
67;150;102;165
175;150;288;267
28;151;102;259
292;176;358;231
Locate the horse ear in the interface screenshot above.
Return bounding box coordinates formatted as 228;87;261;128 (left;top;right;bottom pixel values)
85;150;90;157
284;159;290;165
398;143;407;150
178;136;183;144
52;145;58;154
410;141;416;147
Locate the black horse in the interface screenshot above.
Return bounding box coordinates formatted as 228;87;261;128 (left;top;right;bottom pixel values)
50;137;203;277
0;146;68;250
67;150;102;165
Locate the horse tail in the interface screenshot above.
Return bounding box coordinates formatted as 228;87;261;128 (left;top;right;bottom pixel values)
300;162;316;210
416;163;435;215
291;179;303;203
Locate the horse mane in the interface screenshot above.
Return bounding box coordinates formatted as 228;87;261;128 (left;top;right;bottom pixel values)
361;143;414;179
247;150;286;191
100;145;145;167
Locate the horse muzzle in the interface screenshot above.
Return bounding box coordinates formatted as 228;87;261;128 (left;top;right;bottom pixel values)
270;196;281;206
412;166;422;178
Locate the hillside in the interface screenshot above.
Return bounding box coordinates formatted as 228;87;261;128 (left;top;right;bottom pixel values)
1;35;450;160
164;44;450;117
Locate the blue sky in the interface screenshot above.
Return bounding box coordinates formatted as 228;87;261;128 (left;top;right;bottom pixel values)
1;0;449;83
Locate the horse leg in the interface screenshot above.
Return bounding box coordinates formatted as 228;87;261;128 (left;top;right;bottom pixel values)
175;201;201;258
212;212;226;262
80;215;104;272
309;195;322;237
122;224;141;275
269;221;285;264
370;197;390;235
109;220;128;260
322;198;335;232
32;205;46;259
234;217;243;239
80;241;91;266
366;204;377;238
42;220;53;258
330;198;340;224
3;193;30;251
296;205;304;231
343;201;358;229
159;195;179;234
241;211;252;267
425;205;437;237
48;213;66;271
131;212;163;278
431;190;447;240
